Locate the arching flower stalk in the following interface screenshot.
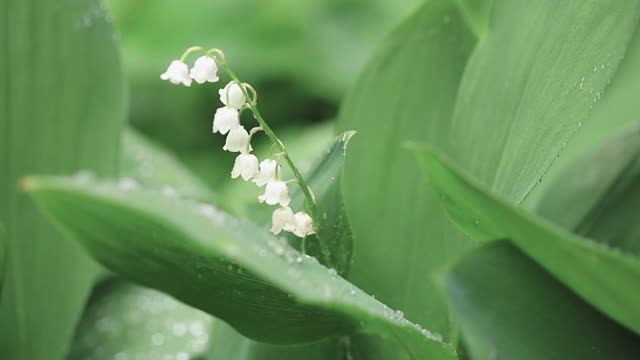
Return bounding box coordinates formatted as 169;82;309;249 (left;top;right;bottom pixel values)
161;46;330;263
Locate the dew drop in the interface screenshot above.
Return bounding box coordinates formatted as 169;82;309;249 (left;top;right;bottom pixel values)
328;268;338;278
117;177;139;191
151;333;165;346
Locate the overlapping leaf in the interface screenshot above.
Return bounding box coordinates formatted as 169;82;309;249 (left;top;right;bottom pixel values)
417;145;640;335
25;134;456;359
444;241;640;359
0;0;124;358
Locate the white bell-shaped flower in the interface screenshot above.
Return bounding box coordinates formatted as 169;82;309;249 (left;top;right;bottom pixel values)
231;154;259;181
270;206;295;235
223;126;252;153
189;56;219;84
258;180;290;206
292;211;315;238
160;60;192;86
219;82;247;110
253;159;279;187
212;107;239;135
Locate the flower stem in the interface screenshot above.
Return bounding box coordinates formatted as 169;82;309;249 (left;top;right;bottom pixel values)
215;59;333;268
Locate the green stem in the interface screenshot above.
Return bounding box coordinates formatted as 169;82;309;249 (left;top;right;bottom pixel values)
217;61;333;268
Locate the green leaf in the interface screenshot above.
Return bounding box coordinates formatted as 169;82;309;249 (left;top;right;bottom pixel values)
337;0;478;346
208;322;341;360
444;241;640;360
535;122;640;254
24;177;456;359
416;145;640;336
0;0;124;358
454;0;494;36
69;279;212;360
447;0;640;203
522;24;640;208
121;127;219;204
0;224;5;295
288;132;355;276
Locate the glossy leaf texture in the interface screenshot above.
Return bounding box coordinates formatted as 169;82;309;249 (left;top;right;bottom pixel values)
522;23;640;209
337;0;478;347
535;122;640;254
443;241;640;359
287;132;355;276
0;0;125;358
447;0;640;203
69;279;212;360
23;176;456;359
417;145;640;335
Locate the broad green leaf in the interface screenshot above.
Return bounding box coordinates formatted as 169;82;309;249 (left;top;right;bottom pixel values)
416;145;640;335
121;128;219;203
522;23;640;208
535;122;640;254
208;322;341;360
337;0;477;346
444;241;640;360
24;177;456;359
287;132;355;275
447;0;640;203
69;279;212;360
0;0;124;358
454;0;494;36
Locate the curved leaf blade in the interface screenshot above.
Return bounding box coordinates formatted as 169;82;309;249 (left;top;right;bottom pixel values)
288;132;355;276
444;241;640;359
448;0;640;203
337;0;478;344
0;0;124;357
535;122;640;254
69;279;212;360
417;145;640;335
24;177;456;359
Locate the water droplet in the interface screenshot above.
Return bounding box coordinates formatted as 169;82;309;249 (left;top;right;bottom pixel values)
172;322;187;336
328;268;337;278
117;177;139;191
73;170;94;184
473;219;480;226
593;66;598;72
151;333;165;346
114;352;128;360
296;256;303;264
161;185;178;198
176;352;190;360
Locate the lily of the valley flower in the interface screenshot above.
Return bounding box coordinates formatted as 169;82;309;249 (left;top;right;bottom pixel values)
160;60;192;86
258;180;290;206
253;159;279;187
270;206;295;235
212;107;240;135
223;126;252;153
231;154;259;181
190;56;219;84
219;82;247;110
293;211;315;237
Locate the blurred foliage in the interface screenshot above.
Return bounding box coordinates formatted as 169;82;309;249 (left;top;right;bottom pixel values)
106;0;422;189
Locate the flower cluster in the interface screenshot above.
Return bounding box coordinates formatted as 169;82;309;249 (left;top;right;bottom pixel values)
161;49;315;238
